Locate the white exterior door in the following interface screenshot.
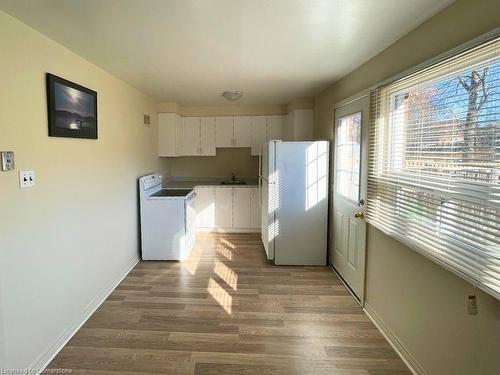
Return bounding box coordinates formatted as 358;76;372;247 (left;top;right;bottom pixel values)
251;116;267;155
233;116;252;147
331;96;368;302
216;116;234;147
200;116;216;156
233;188;251;228
195;187;215;229
215;188;233;228
267;115;283;141
182;117;201;155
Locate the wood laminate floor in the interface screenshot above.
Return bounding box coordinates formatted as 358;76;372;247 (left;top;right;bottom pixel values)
46;233;410;375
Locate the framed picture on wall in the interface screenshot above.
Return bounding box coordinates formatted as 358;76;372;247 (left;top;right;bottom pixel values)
46;73;98;139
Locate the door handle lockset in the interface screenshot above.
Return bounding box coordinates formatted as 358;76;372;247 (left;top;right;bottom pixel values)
354;212;364;219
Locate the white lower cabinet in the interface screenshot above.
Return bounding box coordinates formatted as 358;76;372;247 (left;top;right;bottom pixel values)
250;188;260;229
233;188;251;228
215;188;233;228
195;187;216;229
195;186;260;232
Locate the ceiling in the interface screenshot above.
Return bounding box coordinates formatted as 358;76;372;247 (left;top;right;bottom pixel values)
0;0;454;105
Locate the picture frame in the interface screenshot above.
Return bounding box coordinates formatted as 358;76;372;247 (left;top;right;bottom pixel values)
46;73;98;139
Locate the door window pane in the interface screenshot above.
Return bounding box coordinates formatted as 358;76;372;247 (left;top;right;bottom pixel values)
336;112;362;201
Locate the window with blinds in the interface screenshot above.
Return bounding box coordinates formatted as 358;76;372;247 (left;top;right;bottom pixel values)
368;35;500;299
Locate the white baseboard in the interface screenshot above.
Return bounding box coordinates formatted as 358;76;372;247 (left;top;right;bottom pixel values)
196;228;260;233
364;302;428;375
29;256;139;374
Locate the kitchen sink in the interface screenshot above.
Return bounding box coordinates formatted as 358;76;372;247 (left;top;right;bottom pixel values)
220;180;246;185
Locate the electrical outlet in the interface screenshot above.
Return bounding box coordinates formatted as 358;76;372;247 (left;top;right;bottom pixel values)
467;294;478;315
1;151;15;171
19;170;35;188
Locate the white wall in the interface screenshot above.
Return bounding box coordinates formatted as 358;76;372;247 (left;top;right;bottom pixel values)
0;11;163;369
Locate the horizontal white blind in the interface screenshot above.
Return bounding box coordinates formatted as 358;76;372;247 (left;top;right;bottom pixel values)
368;36;500;299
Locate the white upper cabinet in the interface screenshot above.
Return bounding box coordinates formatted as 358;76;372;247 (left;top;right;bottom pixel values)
268;115;284;141
233;116;252;147
158;113;177;157
200;116;216;156
160;112;288;157
182;117;201;156
283;109;313;141
251;115;268;156
174;114;183;155
182;116;216;156
216;116;251;148
215;116;234;147
233;188;252;228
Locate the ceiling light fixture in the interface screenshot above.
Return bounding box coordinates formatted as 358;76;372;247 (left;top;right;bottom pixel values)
221;90;243;101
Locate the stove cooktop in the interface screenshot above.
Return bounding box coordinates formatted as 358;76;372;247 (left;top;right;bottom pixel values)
150;189;193;197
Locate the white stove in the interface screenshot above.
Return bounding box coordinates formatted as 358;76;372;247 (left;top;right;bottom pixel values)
139;173;196;260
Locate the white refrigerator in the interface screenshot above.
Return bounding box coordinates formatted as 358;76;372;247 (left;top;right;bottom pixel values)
259;140;329;265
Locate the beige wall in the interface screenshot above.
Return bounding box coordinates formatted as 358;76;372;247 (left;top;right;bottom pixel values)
315;0;500;139
286;97;314;112
315;0;500;374
0;11;165;368
157;103;287;178
166;149;258;178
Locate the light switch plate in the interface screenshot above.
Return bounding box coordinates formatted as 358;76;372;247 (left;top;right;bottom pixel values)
19;170;35;188
1;151;15;171
467;294;478;315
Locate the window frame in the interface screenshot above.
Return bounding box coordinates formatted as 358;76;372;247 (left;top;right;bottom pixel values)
367;30;500;300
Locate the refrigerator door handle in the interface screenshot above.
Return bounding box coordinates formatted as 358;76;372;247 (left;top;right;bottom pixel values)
258;143;263;177
258;176;262;206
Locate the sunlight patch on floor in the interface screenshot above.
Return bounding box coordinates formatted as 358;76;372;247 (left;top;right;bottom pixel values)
182;246;203;275
213;259;238;290
207;278;232;315
220;237;236;249
216;244;233;260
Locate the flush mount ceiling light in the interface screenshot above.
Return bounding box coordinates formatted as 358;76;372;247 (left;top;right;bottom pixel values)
221;90;243;101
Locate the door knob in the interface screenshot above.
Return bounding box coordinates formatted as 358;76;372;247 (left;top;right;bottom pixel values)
354;212;364;219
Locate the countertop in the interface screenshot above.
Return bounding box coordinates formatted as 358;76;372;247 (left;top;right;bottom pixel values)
164;177;259;189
